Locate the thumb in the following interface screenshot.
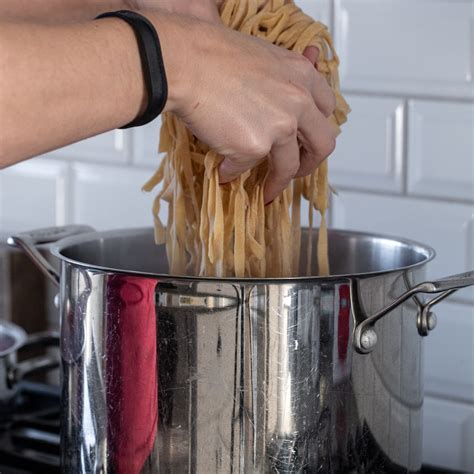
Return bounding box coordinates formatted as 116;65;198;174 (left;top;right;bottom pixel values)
302;46;320;67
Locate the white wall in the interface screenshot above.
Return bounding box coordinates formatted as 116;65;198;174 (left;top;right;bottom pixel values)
0;0;473;470
328;1;474;471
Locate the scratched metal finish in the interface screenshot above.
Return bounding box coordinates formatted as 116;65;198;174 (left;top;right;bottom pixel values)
57;229;427;473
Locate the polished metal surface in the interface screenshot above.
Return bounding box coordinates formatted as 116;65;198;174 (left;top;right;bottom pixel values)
9;226;474;473
49;226;435;279
59;262;425;473
0;321;26;356
0;321;59;406
352;270;474;353
7;225;94;287
0;321;26;408
7;331;60;386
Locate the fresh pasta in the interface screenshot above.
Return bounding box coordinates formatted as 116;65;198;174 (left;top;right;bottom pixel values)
143;0;349;278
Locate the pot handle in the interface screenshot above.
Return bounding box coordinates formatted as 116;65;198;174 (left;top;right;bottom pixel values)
7;225;95;287
352;270;474;354
7;331;60;388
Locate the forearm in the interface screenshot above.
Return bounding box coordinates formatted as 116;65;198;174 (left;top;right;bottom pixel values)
0;0;133;23
0;13;188;168
0;0;221;23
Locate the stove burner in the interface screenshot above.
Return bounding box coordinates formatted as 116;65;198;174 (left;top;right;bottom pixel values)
0;381;60;473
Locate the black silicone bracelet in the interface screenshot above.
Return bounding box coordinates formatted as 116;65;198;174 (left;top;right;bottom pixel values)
96;10;168;129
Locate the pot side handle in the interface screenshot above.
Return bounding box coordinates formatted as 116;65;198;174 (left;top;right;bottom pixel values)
7;225;95;288
352;270;474;354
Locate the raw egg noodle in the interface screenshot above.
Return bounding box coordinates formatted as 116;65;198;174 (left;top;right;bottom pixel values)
143;0;349;278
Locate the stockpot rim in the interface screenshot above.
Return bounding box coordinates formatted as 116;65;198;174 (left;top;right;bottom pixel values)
49;227;436;283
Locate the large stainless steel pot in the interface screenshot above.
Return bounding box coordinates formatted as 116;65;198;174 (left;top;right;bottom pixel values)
8;225;474;474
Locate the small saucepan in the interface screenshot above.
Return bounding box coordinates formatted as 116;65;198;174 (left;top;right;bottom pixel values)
0;320;59;412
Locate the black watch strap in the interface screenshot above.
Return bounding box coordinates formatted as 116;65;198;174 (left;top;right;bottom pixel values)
96;10;168;129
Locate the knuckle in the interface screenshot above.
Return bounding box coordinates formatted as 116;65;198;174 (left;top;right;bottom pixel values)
276;116;298;139
246;134;271;159
287;84;312;109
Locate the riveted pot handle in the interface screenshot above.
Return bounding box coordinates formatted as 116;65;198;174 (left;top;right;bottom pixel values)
353;270;474;354
425;270;474;292
7;225;95;287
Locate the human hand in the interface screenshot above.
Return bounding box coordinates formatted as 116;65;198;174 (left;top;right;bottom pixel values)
153;15;336;204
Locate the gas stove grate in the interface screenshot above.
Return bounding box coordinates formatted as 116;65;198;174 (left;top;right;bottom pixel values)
0;381;60;473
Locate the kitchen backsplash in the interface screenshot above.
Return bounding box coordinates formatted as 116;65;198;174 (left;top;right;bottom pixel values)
0;0;473;471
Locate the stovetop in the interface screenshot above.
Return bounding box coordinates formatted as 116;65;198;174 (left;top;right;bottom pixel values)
0;382;461;474
0;381;60;474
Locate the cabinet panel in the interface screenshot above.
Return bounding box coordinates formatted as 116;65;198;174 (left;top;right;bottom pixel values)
335;0;473;97
408;100;474;202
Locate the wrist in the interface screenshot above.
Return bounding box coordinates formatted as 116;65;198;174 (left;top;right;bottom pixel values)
97;17;149;125
145;11;199;115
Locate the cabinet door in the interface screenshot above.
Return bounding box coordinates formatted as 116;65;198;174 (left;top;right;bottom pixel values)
334;0;473;98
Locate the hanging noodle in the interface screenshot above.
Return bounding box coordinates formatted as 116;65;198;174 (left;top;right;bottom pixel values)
143;0;350;278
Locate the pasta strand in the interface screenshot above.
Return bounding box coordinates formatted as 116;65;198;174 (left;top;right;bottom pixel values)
143;0;349;278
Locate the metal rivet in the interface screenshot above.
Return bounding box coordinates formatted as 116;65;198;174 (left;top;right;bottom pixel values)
427;312;437;331
360;328;378;351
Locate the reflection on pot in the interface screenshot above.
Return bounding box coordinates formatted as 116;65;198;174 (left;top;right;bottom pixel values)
62;269;423;473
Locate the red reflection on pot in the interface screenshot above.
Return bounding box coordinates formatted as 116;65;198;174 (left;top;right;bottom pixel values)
338;284;350;362
106;275;157;474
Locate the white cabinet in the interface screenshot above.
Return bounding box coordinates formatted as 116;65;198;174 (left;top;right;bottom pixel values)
334;0;473;98
131;116;164;168
47;130;131;164
424;301;474;403
330;95;404;192
71;163;159;230
0;158;68;231
408;100;474;202
423;397;474;472
296;0;330;27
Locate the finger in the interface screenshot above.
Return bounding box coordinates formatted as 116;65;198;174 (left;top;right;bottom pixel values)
309;71;336;118
292;61;335;118
219;157;249;184
219;155;264;184
294;147;319;178
288;50;334;118
302;45;319;66
296;105;337;175
264;137;300;205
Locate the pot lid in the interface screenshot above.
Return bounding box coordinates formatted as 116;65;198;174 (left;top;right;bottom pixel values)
0;321;27;357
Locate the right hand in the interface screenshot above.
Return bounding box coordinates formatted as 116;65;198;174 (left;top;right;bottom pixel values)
150;13;337;204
